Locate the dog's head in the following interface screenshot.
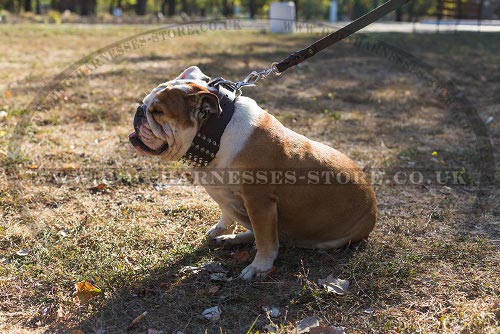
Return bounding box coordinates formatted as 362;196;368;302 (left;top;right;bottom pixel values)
129;66;221;160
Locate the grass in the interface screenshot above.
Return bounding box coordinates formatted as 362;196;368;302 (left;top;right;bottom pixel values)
0;24;499;333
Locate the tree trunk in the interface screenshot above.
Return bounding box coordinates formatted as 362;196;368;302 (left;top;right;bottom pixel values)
222;0;231;16
168;0;175;15
35;0;41;14
395;7;402;21
136;0;147;15
79;0;96;15
181;0;187;13
24;0;32;12
109;0;115;14
4;0;15;12
249;0;256;18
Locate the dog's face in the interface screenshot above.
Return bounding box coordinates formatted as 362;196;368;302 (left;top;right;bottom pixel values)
129;82;221;160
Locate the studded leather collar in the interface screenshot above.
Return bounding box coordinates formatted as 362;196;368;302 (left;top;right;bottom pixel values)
180;79;236;167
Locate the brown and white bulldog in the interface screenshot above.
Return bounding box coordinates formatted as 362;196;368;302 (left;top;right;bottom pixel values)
129;66;377;280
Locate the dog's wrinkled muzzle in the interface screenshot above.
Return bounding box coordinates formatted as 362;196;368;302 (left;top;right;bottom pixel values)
129;104;169;155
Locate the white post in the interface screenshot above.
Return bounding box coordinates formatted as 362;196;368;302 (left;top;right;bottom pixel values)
270;2;296;33
329;0;338;22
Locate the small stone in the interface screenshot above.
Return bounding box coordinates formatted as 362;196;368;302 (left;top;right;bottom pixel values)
262;305;280;317
16;249;29;256
296;316;320;334
0;110;7;121
202;306;221;321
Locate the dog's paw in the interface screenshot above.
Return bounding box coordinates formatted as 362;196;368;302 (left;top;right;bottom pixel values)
239;262;275;280
206;223;227;239
212;231;254;246
212;234;240;246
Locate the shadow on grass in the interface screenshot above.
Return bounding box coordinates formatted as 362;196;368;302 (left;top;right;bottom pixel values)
50;240;370;333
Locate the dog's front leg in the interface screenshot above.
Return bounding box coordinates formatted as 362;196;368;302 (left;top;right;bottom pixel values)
240;194;279;280
206;213;235;239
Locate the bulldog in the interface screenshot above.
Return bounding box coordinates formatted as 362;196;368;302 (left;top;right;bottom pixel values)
129;66;377;280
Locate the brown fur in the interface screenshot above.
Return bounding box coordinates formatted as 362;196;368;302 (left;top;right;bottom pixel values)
234;112;377;248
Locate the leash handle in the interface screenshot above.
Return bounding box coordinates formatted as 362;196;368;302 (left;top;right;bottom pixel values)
275;0;413;73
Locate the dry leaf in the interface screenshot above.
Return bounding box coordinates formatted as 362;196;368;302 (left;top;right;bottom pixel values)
62;163;77;170
318;276;349;295
231;250;251;262
127;311;147;330
90;183;107;193
0;110;7;121
72;281;102;304
5;89;12;99
29;164;39;170
70;330;86;334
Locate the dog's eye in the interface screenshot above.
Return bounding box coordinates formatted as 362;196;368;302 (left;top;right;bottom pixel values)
150;108;162;115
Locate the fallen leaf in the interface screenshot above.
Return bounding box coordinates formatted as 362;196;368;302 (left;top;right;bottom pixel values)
202;306;221;321
70;330;86;334
208;285;219;294
72;281;102;304
318;276;349;295
5;89;12;99
309;326;345;334
296;316;320;334
231;250;251;262
62;163;77;170
127;311;147;330
0;110;7;121
16;248;29;256
89;183;107;193
29;164;39;170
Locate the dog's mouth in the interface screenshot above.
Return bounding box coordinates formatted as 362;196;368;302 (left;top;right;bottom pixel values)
128;131;169;155
129;104;169;155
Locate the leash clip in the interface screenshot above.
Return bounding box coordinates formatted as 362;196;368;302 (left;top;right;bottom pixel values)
236;62;281;90
209;62;281;98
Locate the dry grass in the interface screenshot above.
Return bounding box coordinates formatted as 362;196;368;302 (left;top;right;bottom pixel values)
0;24;499;333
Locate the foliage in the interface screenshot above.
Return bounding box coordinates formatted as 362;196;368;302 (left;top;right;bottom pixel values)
0;0;442;20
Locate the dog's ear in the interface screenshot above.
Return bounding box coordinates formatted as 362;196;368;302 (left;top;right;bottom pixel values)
185;91;222;119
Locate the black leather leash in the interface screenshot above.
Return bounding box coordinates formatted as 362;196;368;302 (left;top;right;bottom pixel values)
274;0;413;74
233;0;413;89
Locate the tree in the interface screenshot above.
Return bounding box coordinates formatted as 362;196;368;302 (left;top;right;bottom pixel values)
24;0;32;11
221;0;233;16
79;0;97;15
249;0;256;18
136;0;146;15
